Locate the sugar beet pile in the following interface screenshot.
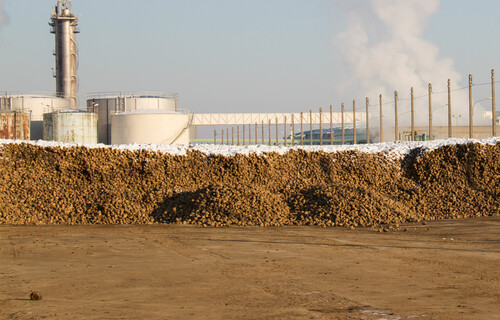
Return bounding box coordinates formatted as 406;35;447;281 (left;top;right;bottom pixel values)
0;140;499;227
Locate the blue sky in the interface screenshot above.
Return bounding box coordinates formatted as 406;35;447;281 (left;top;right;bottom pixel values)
0;0;498;120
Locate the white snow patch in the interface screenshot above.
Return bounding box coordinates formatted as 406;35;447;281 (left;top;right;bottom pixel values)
0;137;499;158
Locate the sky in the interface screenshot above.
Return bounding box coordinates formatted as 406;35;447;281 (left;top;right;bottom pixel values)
0;0;499;129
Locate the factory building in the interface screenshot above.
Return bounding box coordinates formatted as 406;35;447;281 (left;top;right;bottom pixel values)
0;0;366;146
0;1;81;142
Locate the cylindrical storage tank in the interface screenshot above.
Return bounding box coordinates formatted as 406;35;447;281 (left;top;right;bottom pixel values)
43;110;98;144
87;92;178;144
0;111;30;140
0;94;72;140
111;110;190;145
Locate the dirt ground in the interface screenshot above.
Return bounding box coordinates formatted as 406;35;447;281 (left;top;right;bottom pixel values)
1;217;499;320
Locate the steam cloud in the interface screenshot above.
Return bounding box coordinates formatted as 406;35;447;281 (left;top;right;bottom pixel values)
335;0;473;131
0;0;9;28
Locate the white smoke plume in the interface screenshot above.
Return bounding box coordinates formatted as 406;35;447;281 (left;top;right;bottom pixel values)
0;0;9;28
335;0;476;136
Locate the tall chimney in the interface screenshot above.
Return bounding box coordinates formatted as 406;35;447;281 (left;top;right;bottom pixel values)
49;0;79;108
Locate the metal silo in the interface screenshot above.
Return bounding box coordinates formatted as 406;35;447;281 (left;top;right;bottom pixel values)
87;92;179;144
111;110;191;145
43;110;98;144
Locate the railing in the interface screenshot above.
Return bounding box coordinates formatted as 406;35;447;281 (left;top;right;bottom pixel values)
86;92;179;100
191;112;367;126
0;91;63;98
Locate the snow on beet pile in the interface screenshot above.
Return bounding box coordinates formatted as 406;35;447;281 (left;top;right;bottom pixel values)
0;137;499;228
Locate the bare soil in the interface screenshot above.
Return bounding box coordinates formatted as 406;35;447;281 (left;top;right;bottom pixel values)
1;217;499;320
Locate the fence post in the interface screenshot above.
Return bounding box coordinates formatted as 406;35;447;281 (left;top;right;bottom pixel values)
284;116;287;146
341;103;345;145
448;79;452;138
319;108;323;145
214;129;217;145
353;100;357;144
232;127;234;145
366;97;370;144
394;91;398;141
429;83;433;141
291;114;295;146
310;109;313;145
268;119;271;146
469;74;473;139
275;117;279;146
330;105;333;145
300;112;304;145
492;69;496;137
255;122;258;145
261;121;264;145
411;88;415;141
379;95;383;143
237;126;240;145
221;129;224;145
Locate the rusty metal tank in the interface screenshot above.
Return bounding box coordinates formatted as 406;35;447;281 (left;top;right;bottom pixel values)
0;111;31;140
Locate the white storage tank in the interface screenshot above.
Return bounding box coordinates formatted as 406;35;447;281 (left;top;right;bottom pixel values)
111;110;191;145
43;110;98;144
86;92;178;144
0;111;31;140
0;93;73;140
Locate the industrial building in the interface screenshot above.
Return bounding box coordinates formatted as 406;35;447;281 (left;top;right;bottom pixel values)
86;92;191;145
6;1;493;146
0;0;361;146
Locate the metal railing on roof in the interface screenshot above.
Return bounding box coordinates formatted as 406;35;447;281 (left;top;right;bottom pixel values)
0;91;63;98
86;92;179;100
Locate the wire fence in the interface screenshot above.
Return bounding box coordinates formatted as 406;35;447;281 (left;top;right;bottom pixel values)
204;69;498;146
